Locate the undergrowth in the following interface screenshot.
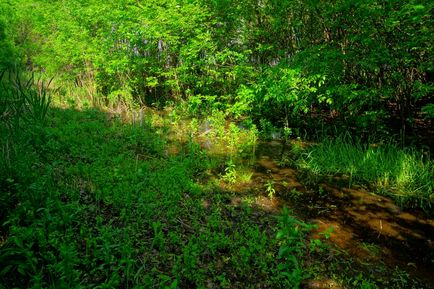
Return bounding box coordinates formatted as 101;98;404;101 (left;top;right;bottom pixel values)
0;73;426;288
0;102;314;287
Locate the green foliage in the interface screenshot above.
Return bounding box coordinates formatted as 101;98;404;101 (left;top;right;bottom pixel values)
0;2;18;70
222;159;237;184
276;208;318;288
0;69;51;174
422;104;434;119
0;105;312;288
1;0;433;287
2;0;432;140
265;180;276;199
0;100;425;287
298;136;434;210
261;67;322;117
228;85;255;119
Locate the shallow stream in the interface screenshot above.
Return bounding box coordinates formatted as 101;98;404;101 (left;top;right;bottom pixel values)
159;112;434;286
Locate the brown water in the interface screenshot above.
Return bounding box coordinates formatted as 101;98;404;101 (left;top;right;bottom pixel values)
159;113;434;286
251;141;434;286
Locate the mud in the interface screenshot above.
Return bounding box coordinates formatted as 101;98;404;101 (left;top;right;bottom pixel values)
164;115;434;286
252;141;434;286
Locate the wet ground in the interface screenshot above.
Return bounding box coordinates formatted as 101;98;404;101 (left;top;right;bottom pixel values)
156;112;434;286
251;140;434;286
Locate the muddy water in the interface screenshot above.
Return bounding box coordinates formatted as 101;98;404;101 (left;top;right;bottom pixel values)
251;141;434;286
161;114;434;286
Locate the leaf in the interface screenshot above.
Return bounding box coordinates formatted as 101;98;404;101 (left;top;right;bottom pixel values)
278;246;291;258
276;231;285;239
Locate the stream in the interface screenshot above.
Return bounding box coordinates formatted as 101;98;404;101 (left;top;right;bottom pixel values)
251;140;434;286
156;111;434;286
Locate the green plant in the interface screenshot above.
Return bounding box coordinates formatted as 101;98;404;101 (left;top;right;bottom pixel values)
259;118;279;140
0;70;51;132
1;0;432;285
222;160;237;184
228;85;255;119
278;152;292;168
276;208;316;288
283;127;292;144
360;242;381;257
287;188;303;200
265;180;276;198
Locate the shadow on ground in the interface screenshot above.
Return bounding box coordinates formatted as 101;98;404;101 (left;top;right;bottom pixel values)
247;141;434;286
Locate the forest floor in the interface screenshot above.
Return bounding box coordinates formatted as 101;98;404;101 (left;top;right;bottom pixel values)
2;104;433;288
250;141;434;286
159;106;434;288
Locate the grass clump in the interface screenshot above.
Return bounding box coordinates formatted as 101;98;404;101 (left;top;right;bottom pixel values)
298;136;433;210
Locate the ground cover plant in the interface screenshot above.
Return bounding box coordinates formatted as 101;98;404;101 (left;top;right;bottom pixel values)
1;0;433;288
0;74;426;288
0;101;425;288
0;75;325;287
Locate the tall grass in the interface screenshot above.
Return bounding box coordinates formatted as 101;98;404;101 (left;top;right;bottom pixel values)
0;69;51;164
298;136;433;210
0;69;52;225
0;69;51;168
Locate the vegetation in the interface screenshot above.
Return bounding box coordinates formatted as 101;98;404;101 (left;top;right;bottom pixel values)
2;0;433;133
296;136;433;209
0;0;433;288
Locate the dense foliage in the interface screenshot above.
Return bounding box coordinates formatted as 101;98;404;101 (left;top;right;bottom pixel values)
2;0;433;139
0;0;433;288
0;75;424;288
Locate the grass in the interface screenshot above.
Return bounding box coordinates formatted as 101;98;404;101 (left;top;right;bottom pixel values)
297;136;434;210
